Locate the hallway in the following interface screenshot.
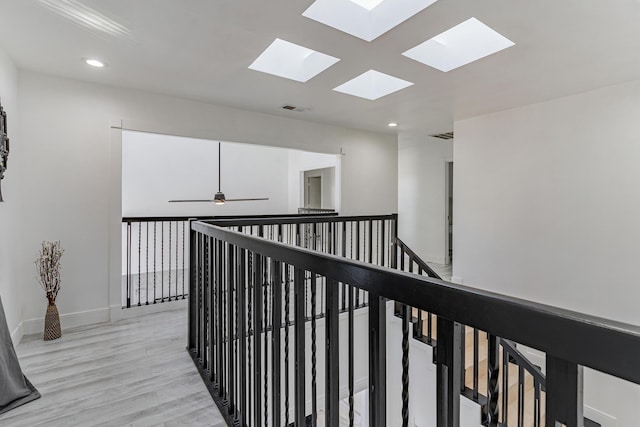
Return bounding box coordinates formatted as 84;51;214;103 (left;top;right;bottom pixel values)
0;308;224;427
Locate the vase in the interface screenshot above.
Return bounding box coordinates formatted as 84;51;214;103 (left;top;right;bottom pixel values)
43;302;61;341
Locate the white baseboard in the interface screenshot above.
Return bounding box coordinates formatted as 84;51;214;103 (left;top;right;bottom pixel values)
11;321;24;346
119;299;188;319
585;404;617;427
451;276;464;284
22;306;110;336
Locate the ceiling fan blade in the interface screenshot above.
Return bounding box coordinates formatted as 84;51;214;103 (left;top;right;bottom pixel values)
224;197;270;202
168;199;216;203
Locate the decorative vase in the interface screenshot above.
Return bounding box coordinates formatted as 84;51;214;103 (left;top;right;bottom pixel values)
43;302;61;341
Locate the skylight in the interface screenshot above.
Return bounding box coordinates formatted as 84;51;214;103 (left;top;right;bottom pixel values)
248;38;340;83
333;70;413;101
402;17;515;72
303;0;439;42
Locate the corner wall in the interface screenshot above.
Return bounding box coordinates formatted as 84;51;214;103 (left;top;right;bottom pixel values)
16;70;397;334
453;80;640;426
0;47;22;344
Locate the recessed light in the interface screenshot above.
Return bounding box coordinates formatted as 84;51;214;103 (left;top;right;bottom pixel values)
333;70;413;101
402;17;514;72
84;58;105;68
303;0;438;42
249;38;340;83
388;122;398;127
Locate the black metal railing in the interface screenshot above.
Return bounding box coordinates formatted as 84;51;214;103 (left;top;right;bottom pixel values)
122;213;340;308
189;218;640;427
122;217;189;307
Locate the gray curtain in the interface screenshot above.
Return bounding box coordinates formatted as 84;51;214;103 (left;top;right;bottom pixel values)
0;295;40;415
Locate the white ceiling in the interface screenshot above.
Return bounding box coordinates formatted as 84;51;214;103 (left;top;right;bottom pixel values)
1;0;640;137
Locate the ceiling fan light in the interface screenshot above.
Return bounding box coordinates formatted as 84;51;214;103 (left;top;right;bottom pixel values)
213;191;226;205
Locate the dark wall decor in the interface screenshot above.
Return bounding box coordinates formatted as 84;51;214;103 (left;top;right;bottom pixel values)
0;99;8;202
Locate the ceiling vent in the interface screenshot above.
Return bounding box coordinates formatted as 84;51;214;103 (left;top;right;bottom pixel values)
431;131;454;140
281;105;309;112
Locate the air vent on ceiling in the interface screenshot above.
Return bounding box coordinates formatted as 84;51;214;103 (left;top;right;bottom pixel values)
281;104;309;112
431;131;454;140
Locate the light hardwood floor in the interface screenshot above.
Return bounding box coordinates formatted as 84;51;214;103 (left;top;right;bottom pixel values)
0;307;225;427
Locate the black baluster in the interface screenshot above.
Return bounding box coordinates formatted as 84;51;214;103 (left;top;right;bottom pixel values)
227;243;235;416
238;247;247;426
546;355;584;427
348;285;354;427
138;222;141;306
502;347;509;426
369;293;386;427
188;227;197;351
263;256;268;424
473;329;479;399
153;222;157;304
534;379;541;427
253;252;263;426
487;335;499;427
294;267;306;427
436;317;461;427
402;304;410;427
311;274;318;427
272;259;282;427
146;222;149;305
247;252;253;426
518;366;524;427
161;222;164;302
126;221;131;308
182;221;186;299
284;264;291;427
326;278;339;427
168;221;172;301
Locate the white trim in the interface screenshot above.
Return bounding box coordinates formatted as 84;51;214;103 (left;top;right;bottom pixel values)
22;307;110;336
119;299;188;319
10;321;24;346
451;276;464;284
585;404;617;427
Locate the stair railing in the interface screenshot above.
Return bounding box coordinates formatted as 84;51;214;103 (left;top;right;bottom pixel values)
394;237;601;427
188;218;640;427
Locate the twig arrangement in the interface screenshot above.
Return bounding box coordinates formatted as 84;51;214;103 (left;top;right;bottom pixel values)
35;240;64;305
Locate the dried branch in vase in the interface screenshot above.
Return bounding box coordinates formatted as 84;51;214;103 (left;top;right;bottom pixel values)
35;240;64;305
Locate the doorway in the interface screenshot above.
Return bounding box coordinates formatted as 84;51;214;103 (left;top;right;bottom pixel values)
445;162;453;264
305;175;322;208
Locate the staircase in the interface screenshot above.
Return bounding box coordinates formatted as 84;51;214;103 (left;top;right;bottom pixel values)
398;238;599;427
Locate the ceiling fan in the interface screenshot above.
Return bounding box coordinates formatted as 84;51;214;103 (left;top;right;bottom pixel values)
169;142;269;204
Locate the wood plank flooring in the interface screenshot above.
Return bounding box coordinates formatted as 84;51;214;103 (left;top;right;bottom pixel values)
0;307;225;427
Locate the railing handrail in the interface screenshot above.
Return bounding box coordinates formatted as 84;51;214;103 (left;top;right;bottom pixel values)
395;237;442;280
202;213;397;227
192;220;640;386
500;338;546;388
122;212;339;223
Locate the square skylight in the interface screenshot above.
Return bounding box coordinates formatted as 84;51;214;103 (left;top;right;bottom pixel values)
333;70;413;100
248;38;340;82
402;17;515;72
303;0;438;42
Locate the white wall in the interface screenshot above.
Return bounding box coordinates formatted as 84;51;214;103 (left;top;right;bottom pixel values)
398;136;453;264
287;149;339;213
123;132;290;217
0;47;23;343
453;80;640;426
14;70;396;334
